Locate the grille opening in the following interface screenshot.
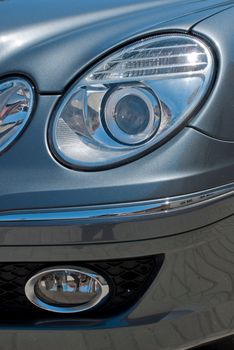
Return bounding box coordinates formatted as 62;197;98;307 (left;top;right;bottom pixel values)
0;255;164;321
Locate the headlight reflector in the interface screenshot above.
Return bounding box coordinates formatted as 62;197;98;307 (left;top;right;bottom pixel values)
50;34;214;170
104;86;160;145
0;78;34;153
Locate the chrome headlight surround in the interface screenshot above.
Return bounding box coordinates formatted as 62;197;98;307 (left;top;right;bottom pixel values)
0;77;35;154
49;33;215;170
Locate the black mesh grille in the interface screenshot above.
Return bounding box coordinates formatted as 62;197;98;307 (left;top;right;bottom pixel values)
0;255;164;319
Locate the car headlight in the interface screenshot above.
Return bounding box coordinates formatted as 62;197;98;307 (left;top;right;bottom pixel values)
49;34;214;170
0;78;34;153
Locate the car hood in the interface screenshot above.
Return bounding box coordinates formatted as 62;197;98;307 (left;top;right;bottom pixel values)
0;0;232;92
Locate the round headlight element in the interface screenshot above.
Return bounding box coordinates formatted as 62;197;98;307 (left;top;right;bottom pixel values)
50;34;214;170
25;267;110;313
0;78;34;153
104;87;160;145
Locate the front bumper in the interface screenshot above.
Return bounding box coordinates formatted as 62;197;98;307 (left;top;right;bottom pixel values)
0;93;233;349
0;8;234;347
0;191;234;350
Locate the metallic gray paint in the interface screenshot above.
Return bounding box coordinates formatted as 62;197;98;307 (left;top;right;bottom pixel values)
0;4;233;211
0;182;233;223
0;0;232;92
0;1;234;350
189;7;234;142
0;214;234;350
1;111;234;211
0;195;233;246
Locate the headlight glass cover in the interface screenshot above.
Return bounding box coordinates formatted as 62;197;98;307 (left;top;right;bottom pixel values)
0;78;34;153
50;34;214;170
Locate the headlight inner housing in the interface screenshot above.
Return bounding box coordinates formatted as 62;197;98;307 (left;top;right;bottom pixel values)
103;85;161;145
49;34;214;170
0;78;34;154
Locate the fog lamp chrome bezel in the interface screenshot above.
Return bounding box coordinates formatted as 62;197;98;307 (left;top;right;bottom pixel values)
25;266;110;314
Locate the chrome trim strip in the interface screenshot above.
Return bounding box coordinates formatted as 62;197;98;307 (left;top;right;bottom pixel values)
0;183;233;223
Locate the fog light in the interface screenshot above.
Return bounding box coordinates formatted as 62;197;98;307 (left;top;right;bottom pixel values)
25;267;109;313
